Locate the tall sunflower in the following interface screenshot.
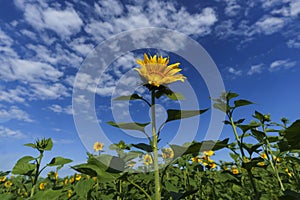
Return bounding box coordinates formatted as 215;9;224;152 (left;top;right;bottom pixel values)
135;53;186;87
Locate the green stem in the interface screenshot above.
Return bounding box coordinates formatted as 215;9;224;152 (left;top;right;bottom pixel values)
30;151;44;197
151;90;161;200
229;116;259;199
265;137;285;191
128;179;152;200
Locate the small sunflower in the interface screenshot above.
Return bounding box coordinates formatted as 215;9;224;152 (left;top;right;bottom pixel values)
75;174;81;181
231;167;239;174
39;182;47;190
0;176;7;182
93;142;104;152
203;150;214;157
4;180;13;188
192;156;201;163
143;154;153;166
162;148;174;159
135;53;186;87
260;153;268;159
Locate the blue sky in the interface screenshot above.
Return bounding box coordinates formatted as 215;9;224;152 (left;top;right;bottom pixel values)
0;0;300;176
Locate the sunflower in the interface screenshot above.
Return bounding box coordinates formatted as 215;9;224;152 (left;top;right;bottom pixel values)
135;53;186;87
93;142;104;152
143;154;153;166
162;148;174;159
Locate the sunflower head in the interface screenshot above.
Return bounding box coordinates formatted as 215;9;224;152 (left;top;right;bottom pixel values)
93;142;104;152
143;154;153;166
135;53;186;87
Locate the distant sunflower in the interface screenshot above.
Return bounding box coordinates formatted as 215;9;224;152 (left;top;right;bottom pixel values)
135;53;186;87
143;154;153;166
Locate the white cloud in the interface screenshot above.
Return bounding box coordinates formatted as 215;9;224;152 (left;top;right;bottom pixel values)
247;64;263;75
260;0;282;9
20;2;83;38
30;83;69;100
0;106;33;122
0;58;63;82
255;17;285;35
290;0;300;16
85;1;217;41
287;36;300;48
49;104;73;115
269;59;297;71
0;126;26;139
224;0;241;17
0;87;27;103
228;67;242;76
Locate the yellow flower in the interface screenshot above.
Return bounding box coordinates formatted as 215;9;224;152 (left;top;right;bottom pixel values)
285;168;293;177
64;178;69;185
75;174;81;181
0;176;7;182
135;53;186;87
257;162;265;166
93;142;104;151
4;180;13;188
93;177;97;182
223;166;229;171
127;161;136;168
143;154;153;166
55;172;58;179
39;182;47;190
203;150;214;157
67;190;72;198
69;177;75;184
209;163;217;169
260;153;267;159
162;148;174;159
231;167;239;174
192;156;201;163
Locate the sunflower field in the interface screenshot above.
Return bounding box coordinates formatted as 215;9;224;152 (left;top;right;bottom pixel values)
0;91;300;200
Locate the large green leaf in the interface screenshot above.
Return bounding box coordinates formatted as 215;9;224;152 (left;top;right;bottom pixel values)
33;189;62;200
165;109;209;123
234;99;253;108
251;129;266;142
131;143;153;152
170;138;229;158
12;156;36;175
283;120;300;150
47;156;73;167
74;178;95;199
107;121;150;132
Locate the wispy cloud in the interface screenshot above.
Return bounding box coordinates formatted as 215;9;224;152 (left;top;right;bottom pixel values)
0;106;33;122
49;104;73;115
228;67;242;76
0;126;26;139
247;64;263;75
269;59;297;71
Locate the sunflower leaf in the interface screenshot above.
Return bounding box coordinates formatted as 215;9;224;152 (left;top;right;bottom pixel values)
165;109;209;123
107;121;150;132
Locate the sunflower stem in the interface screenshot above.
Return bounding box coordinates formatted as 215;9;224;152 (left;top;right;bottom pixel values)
151;90;161;200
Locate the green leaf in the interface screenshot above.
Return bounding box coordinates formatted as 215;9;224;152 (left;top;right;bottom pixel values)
74;179;95;199
114;94;143;101
165;181;179;193
165;109;209;123
213;102;228;113
251;129;266;142
24;143;37;149
170;138;229;158
33;189;62;200
253;110;264;121
234;99;253;108
107;121;150;132
47;156;73;167
283;120;300;150
122;151;143;162
237;123;260;132
165;92;185;101
132;143;153;152
226;92;239;100
12;156;36;175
